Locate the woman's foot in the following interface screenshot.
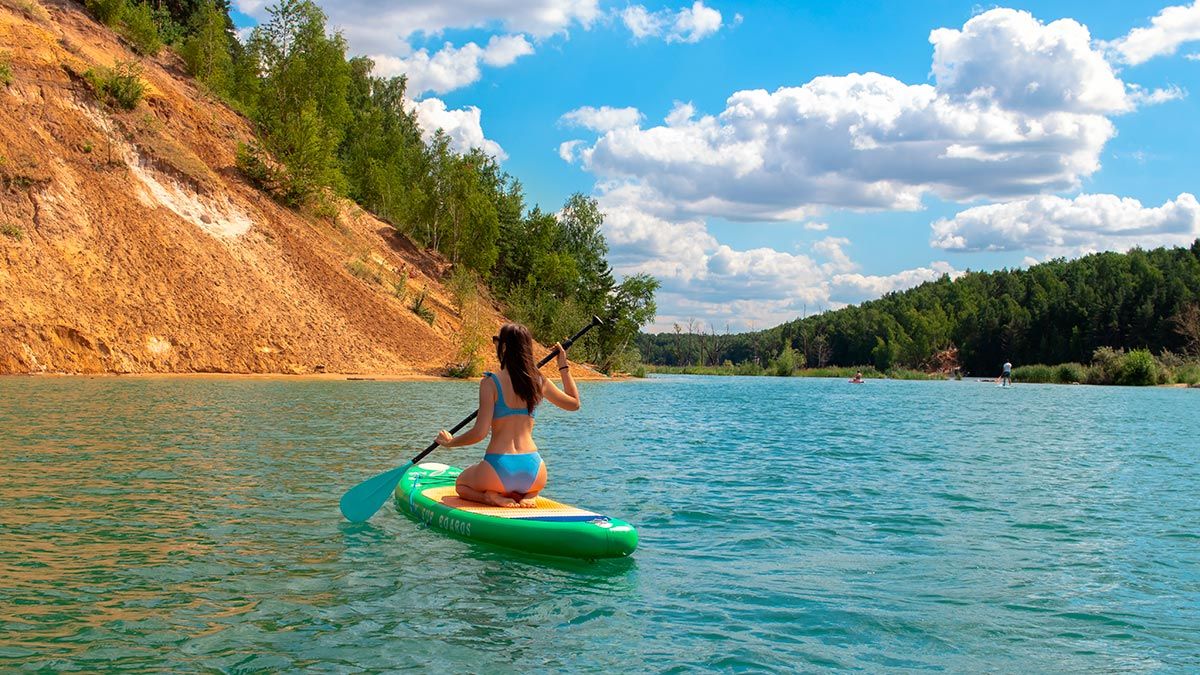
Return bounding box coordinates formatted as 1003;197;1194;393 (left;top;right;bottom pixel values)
482;491;518;508
514;491;540;508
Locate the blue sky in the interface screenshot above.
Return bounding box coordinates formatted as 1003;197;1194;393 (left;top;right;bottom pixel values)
232;1;1200;331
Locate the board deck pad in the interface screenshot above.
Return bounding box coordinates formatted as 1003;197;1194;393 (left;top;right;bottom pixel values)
419;486;600;519
395;462;638;559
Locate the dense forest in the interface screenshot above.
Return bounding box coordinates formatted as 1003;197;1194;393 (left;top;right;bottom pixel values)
638;241;1200;376
80;0;658;372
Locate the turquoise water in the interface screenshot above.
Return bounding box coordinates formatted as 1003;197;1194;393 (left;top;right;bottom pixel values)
1;375;1198;672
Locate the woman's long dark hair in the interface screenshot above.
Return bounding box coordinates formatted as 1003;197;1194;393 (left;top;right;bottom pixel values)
496;323;542;413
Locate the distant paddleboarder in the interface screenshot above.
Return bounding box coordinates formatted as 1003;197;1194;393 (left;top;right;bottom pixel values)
850;371;865;384
433;323;581;508
1000;361;1013;387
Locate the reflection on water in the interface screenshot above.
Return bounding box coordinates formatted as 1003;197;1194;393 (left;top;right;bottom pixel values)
1;376;1198;671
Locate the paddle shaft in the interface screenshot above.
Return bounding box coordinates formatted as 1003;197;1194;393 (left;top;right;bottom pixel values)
407;316;603;466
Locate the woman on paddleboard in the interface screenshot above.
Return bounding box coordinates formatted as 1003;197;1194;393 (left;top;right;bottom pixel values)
433;323;580;508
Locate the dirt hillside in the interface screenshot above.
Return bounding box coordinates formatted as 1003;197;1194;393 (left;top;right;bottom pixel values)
0;0;591;377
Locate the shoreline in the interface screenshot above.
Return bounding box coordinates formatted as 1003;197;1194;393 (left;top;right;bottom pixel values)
0;370;615;382
641;370;1199;388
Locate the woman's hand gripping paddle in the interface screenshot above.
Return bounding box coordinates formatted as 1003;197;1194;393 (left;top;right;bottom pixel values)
338;316;604;522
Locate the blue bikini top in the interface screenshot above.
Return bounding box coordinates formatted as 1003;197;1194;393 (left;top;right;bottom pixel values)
484;371;536;419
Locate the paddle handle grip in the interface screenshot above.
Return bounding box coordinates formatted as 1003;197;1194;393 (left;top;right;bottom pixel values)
536;315;604;368
407;316;603;466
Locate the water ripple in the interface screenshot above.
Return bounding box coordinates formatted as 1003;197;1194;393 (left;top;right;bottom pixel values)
1;376;1198;671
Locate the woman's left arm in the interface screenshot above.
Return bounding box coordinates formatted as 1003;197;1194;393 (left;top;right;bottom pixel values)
435;376;495;447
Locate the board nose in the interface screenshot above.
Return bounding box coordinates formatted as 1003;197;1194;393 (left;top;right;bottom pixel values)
606;523;639;557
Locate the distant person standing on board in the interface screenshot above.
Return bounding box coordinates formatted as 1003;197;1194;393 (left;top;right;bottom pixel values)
1001;361;1013;387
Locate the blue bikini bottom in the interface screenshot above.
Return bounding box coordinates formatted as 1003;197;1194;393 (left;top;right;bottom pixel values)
483;452;543;494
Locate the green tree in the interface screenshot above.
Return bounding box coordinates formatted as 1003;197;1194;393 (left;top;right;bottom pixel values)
121;2;162;55
558;193;613;307
180;0;233;94
771;345;799;376
245;0;351;203
589;273;660;373
338;59;428;228
87;0;125;26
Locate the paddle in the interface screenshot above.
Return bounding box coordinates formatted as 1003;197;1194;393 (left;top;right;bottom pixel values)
338;315;605;523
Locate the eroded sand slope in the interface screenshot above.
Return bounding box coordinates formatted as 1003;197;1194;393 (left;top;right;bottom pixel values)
0;0;577;377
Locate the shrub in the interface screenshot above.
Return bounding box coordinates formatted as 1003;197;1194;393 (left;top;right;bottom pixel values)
236;142;278;192
86;0;125;26
12;0;50;22
445;267;486;378
392;270;408;301
84;61;145;110
645;364;751;376
630;364;647;378
734;361;763;376
1087;347;1124;385
447;266;481;309
311;194;339;220
0;52;11;87
411;290;435;325
885;368;944;380
120;2;161;55
796;365;878;379
1;223;23;241
151;4;184;45
1055;362;1087;384
1119;349;1161;386
1173;363;1200;386
770;345;799;376
1012;364;1056;383
443;361;477;378
237;141;308;205
345;258;382;285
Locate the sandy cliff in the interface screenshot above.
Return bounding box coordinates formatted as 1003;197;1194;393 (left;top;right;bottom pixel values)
0;0;583;377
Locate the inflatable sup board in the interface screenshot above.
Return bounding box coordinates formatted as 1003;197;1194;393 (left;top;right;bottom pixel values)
395;463;638;560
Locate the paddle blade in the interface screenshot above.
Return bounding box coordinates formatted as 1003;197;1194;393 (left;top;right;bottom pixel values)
339;462;413;523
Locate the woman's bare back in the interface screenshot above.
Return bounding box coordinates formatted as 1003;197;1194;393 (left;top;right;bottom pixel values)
486;369;538;454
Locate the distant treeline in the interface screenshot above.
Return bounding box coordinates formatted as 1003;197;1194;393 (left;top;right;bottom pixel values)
638;240;1200;375
81;0;657;372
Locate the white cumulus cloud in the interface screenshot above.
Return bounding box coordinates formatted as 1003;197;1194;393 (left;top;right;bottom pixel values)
559;7;1191;330
407;98;507;160
812;236;857;274
565;9;1172;225
235;0;601;54
558;140;585;162
371;35;534;96
620;1;725;43
1108;1;1200;65
598;185;957;330
931;9;1131;114
560;106;644;132
930;193;1200;254
830;263;959;305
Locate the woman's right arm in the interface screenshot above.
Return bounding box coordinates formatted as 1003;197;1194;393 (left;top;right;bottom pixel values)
542;342;580;411
436;376;495;446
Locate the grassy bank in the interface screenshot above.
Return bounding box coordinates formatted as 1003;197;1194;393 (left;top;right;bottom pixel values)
642;364;945;380
1012;348;1200;386
643;347;1200;387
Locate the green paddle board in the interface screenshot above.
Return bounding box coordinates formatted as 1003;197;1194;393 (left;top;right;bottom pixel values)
395;463;638;560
